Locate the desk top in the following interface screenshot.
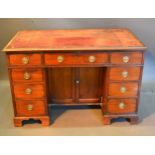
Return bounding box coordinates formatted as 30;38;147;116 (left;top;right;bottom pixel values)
3;29;146;52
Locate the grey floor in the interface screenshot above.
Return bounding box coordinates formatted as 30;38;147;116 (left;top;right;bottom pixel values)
0;51;155;136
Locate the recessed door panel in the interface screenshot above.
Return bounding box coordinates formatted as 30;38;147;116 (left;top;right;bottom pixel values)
48;67;103;104
48;68;75;104
78;67;103;103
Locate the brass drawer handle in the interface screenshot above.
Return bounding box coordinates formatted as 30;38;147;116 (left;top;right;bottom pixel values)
25;88;32;95
88;55;96;63
27;104;33;111
24;72;31;80
122;56;129;63
57;56;64;63
120;86;127;93
119;102;125;109
22;57;29;64
122;71;128;78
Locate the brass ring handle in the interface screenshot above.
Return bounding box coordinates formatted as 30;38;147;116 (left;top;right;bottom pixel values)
122;71;128;78
120;86;127;93
22;57;29;64
27;104;33;111
57;56;64;63
119;102;125;109
122;56;129;63
24;72;31;80
88;56;96;63
25;88;32;95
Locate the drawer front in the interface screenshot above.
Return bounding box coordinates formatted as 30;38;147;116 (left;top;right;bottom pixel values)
15;100;47;116
111;52;143;64
109;67;141;81
107;99;137;114
78;53;108;64
9;54;42;66
45;54;75;65
108;82;139;97
13;84;45;99
11;69;44;82
44;53;108;65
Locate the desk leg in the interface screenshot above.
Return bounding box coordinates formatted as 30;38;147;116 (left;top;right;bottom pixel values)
103;117;111;125
14;116;50;127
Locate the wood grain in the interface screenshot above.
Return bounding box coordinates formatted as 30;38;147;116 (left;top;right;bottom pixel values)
109;67;141;81
44;53;108;65
11;69;44;82
111;52;143;64
13;84;45;99
9;54;42;66
107;99;137;114
15;100;47;116
48;68;75;104
108;82;139;97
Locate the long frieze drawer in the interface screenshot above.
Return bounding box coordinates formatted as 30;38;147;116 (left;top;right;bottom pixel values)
15;100;47;116
8;54;42;66
44;53;108;65
111;52;143;64
108;82;139;97
11;69;44;82
107;99;137;114
109;67;141;81
13;84;45;99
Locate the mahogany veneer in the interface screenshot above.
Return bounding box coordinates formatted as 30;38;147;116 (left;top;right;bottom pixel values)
109;67;141;81
3;29;146;126
9;54;42;66
11;69;44;82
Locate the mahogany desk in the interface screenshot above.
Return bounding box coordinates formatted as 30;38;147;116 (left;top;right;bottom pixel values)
3;29;146;126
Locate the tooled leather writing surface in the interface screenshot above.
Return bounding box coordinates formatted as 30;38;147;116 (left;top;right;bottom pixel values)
3;29;145;51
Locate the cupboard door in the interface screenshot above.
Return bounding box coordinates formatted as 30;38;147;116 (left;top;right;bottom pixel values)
78;67;103;103
48;68;75;104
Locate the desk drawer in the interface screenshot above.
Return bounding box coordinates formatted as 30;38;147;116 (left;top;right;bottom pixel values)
108;82;139;97
9;54;42;66
15;100;47;116
13;84;45;99
107;99;137;114
11;69;44;82
111;52;143;64
109;67;141;81
44;53;108;65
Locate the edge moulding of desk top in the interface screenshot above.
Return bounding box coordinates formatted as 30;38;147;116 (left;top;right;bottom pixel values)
2;28;146;52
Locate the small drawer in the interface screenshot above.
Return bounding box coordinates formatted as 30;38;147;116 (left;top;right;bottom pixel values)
15;100;47;116
8;54;42;66
11;69;44;82
111;52;143;64
44;53;108;65
107;99;137;114
13;84;45;99
108;82;139;97
109;67;141;81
